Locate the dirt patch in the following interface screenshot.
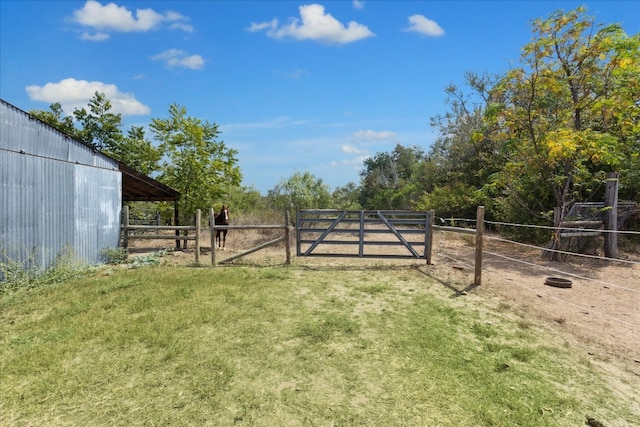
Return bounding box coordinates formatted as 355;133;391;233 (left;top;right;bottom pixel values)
126;227;640;377
429;231;640;374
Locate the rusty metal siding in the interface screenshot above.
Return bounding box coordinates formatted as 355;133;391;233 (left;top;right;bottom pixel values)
1;99;122;272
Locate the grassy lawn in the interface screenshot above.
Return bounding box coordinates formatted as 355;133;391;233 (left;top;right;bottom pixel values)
1;263;638;426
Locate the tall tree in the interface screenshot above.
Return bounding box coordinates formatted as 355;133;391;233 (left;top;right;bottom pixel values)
73;92;124;151
415;72;503;219
150;104;241;225
267;171;332;224
29;93;162;175
332;182;362;210
359;144;427;210
428;73;502;189
29;102;77;137
110;126;162;176
486;6;640;223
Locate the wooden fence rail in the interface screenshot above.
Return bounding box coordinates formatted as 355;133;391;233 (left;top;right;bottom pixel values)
122;207;291;265
210;209;291;266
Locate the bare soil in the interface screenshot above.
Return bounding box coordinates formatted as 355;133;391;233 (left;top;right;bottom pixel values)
126;227;640;378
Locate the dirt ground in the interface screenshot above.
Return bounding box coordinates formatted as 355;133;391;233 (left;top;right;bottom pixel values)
126;227;640;378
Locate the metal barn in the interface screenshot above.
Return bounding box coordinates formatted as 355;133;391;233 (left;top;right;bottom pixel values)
0;99;178;273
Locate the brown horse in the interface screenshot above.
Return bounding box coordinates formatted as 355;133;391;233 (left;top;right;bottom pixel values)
214;205;230;250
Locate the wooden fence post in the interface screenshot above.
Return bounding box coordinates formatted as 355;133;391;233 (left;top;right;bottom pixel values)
195;209;201;265
474;206;484;286
174;203;181;250
285;211;291;265
552;207;562;261
122;205;129;249
210;207;216;266
604;172;619;259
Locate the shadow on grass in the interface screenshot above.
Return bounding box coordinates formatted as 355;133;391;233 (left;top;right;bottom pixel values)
417;267;480;298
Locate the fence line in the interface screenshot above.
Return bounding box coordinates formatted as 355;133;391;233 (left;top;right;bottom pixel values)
486;235;640;266
434;236;639;295
433;233;638;329
430;206;638;291
485;220;640;236
122;207;292;265
210;208;291;266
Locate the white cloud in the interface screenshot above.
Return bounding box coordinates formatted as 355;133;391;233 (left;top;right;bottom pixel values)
152;49;204;70
25;78;150;116
170;22;194;32
70;0;192;40
353;0;365;10
80;31;110;41
330;155;369;169
341;144;368;155
405;14;445;37
352;129;397;140
248;4;374;44
224;116;312;132
246;19;278;33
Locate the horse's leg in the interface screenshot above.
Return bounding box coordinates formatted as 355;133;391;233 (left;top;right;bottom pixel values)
222;230;227;250
215;230;220;249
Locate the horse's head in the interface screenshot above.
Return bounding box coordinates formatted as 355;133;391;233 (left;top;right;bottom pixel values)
220;205;229;222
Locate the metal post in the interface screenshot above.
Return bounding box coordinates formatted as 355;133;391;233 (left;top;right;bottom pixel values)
285;211;291;265
426;210;434;265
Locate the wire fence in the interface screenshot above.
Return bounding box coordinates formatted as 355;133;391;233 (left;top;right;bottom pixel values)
431;216;640;332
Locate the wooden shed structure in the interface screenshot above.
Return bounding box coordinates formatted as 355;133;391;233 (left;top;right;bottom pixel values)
0;98;179;273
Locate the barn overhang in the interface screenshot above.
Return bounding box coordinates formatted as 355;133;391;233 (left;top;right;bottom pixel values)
119;162;180;202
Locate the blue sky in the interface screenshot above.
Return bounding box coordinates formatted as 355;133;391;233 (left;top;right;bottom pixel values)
1;1;639;194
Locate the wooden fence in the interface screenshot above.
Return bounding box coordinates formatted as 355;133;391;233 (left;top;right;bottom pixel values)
121;206;485;284
121;207;292;265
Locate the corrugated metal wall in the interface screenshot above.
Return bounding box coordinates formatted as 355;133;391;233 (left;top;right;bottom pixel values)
1;100;122;273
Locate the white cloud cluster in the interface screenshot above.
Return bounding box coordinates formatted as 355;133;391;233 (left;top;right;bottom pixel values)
25;78;150;116
405;14;445;37
352;0;365;10
71;0;193;40
247;4;374;44
352;129;397;140
152;49;204;70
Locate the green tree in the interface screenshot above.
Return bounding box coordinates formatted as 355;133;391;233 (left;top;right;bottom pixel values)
332;182;362;210
486;6;640;224
267;171;332;224
110;126;162;176
226;185;275;220
29;93;163;175
73;92;124;151
415;73;503;219
150;104;242;227
29;102;77;137
359;144;427;210
428;73;503;189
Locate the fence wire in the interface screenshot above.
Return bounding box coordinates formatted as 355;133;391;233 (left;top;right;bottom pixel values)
433;218;639;331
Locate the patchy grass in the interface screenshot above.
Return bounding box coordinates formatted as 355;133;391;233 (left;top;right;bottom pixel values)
1;265;638;426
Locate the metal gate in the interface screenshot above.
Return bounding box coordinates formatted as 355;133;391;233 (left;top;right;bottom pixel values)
296;210;432;261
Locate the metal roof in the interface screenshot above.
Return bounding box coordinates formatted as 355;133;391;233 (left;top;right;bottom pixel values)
119;162;180;201
1;98;180;203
